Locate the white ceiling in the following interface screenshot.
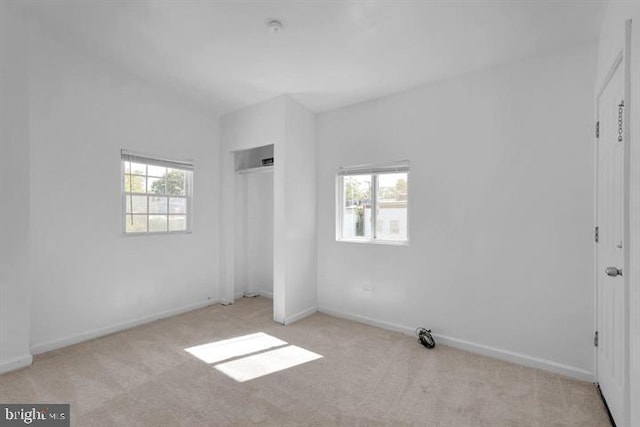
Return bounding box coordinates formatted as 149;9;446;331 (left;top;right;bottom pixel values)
22;0;606;115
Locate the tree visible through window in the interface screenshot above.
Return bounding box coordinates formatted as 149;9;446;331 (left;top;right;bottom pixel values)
338;161;408;243
122;151;193;235
343;175;371;238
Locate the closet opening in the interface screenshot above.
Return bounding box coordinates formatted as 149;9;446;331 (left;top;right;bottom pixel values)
234;144;274;301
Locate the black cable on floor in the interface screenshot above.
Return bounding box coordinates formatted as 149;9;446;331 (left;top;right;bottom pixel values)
415;327;436;349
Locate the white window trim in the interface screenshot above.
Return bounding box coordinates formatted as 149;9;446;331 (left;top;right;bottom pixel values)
336;160;409;246
121;149;194;236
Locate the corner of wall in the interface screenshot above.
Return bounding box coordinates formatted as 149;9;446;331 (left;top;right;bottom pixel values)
0;2;33;377
0;354;33;376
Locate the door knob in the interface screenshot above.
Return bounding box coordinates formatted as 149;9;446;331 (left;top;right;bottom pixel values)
605;266;623;277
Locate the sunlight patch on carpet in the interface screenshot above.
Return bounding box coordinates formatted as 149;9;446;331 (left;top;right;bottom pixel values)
185;332;287;364
185;332;323;382
214;345;323;382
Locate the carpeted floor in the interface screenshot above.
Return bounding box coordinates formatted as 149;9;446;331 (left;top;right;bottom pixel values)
0;297;611;426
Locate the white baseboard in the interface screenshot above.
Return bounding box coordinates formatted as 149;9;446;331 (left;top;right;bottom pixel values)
0;354;33;375
31;299;218;355
236;290;273;299
257;289;273;299
220;297;234;306
285;305;318;325
432;334;594;382
318;306;594;382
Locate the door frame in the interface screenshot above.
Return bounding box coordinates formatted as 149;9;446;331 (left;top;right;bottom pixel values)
594;18;632;427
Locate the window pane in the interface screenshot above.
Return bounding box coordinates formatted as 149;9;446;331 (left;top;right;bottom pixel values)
129;162;146;175
169;215;187;231
147;176;166;194
125;215;147;233
124;174;146;193
342;175;372;238
149;196;168;214
149;215;168;232
376;173;408;240
166;169;186;196
147;165;166;177
169;197;186;214
126;195;147;214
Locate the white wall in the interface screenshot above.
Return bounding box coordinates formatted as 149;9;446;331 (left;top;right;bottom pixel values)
317;43;597;380
598;4;640;426
281;98;317;323
222;99;285;153
220;97;285;305
221;96;317;324
246;172;274;297
28;29;220;353
0;3;32;374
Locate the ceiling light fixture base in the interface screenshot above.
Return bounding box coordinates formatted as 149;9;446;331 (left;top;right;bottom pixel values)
267;19;285;33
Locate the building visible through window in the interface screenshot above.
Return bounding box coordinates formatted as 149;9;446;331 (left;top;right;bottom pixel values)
337;161;408;243
121;150;193;235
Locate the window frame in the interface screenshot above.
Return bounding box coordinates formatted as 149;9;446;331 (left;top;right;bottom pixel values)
336;161;409;246
121;150;194;236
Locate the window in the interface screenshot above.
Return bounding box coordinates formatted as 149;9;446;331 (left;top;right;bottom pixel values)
121;150;193;235
337;161;409;244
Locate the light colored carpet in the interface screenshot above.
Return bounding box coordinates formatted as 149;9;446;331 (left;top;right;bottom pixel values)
0;297;610;426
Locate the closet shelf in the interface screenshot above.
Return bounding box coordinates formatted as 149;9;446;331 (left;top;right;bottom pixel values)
236;165;274;175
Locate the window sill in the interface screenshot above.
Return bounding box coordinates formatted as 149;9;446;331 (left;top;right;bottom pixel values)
122;230;192;237
336;238;409;247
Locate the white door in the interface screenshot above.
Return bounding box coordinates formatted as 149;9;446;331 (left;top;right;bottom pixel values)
595;21;630;426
